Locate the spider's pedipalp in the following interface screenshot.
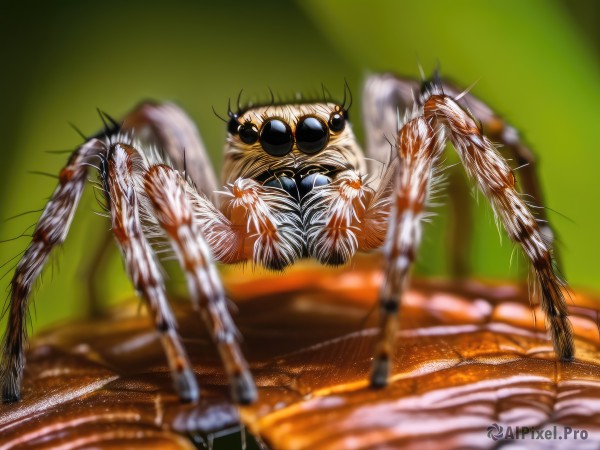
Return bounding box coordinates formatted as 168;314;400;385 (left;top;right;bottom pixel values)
104;142;199;403
219;179;304;270
1;138;105;402
303;170;379;265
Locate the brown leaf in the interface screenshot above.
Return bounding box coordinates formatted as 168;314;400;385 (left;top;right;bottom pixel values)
1;255;599;449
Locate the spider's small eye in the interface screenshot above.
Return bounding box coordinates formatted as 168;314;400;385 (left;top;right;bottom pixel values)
239;122;259;144
260;118;293;156
227;116;240;135
329;111;346;133
296;116;329;155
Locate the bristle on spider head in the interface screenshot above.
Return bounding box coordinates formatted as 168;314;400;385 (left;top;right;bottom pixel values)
96;108;121;135
419;67;444;104
230;82;351;114
341;79;353;112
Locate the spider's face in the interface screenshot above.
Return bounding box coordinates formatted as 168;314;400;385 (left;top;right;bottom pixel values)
221;103;365;199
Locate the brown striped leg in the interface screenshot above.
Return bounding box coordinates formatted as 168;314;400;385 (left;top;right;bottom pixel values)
370;117;445;387
364;74;562;273
144;165;257;404
362;73;420;164
441;82;561;266
79;102;220;317
105;143;199;403
422;85;574;361
0;139;105;402
122;102;218;199
362;74;474;277
80;229;114;318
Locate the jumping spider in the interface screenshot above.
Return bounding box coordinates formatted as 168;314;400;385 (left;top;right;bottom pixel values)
0;73;574;405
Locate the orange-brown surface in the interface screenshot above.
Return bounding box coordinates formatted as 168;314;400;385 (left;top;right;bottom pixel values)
1;255;599;449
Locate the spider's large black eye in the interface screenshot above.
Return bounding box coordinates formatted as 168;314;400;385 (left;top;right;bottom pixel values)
239;122;259;144
329;111;346;133
260;118;293;156
296;116;328;155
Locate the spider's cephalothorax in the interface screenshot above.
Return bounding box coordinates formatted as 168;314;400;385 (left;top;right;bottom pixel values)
0;73;575;406
217;102;384;269
223;103;362;183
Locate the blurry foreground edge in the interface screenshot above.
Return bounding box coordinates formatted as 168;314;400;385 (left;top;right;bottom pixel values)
0;254;599;449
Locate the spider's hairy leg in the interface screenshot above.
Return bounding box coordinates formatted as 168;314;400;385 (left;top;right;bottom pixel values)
423;87;574;361
80;102;220;319
144;165;257;404
80;229;114;318
105;143;199;403
441;82;561;265
362;74;472;277
363;73;563;274
370;117;445;388
362;74;420;164
219;179;304;271
123;102;218;199
0;139;105;403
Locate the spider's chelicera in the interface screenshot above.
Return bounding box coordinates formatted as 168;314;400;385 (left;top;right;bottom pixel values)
0;73;574;405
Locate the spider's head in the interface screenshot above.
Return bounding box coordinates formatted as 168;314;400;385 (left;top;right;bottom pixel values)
221;102;364;186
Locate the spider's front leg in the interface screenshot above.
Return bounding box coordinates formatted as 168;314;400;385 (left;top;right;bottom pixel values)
0;100;262;404
301;163;419;386
0;130;201;404
106;141;266;404
439;80;558;256
100;102;229;403
103;143;199;403
143;167;264;404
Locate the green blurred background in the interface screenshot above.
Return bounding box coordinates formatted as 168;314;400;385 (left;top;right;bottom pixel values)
1;0;599;334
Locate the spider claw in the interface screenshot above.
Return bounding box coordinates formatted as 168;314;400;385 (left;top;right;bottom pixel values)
231;371;257;405
175;368;200;403
1;375;21;404
370;356;390;389
2;390;19;404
